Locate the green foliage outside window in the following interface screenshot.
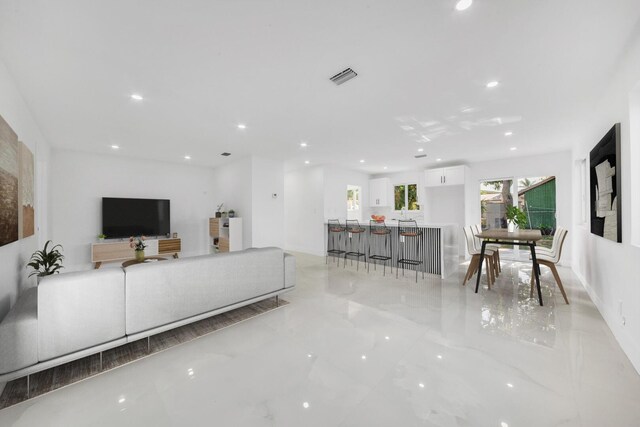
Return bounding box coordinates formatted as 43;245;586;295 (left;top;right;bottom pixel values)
394;184;419;210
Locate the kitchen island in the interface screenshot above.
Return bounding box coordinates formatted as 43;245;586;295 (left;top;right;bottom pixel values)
325;221;458;278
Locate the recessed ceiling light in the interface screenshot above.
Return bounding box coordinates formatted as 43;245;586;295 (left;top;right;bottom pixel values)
111;145;120;150
300;142;308;147
304;160;310;164
486;81;499;88
418;383;425;388
237;123;247;130
383;166;388;170
510;147;517;151
436;158;442;162
118;397;126;404
506;383;514;388
437;355;443;359
359;159;365;163
184;155;191;160
504;131;513;136
455;0;473;11
418;148;424;152
303;402;310;409
361;355;367;360
130;94;143;101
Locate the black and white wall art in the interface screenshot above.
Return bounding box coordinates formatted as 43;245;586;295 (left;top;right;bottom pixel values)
590;123;622;243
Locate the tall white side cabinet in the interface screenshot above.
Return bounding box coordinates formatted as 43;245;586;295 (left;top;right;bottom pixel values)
425;165;467;187
369;177;391;207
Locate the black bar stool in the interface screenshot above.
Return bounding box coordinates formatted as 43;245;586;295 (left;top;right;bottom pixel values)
396;220;424;282
326;219;346;266
368;220;392;275
345;220;367;270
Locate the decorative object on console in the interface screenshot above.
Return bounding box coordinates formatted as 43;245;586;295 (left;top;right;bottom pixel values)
228;209;235;218
97;233;106;242
27;240;64;278
216;203;224;218
172;232;178;238
505;205;527;231
129;236;147;261
590;123;621;243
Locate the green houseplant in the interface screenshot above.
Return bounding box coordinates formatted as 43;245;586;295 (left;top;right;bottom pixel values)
97;233;106;242
505;206;527;230
27;240;64;279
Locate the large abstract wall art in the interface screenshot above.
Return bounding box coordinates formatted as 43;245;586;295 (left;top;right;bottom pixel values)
590;123;622;243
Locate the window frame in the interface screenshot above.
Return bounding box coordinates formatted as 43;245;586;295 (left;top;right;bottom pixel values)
393;183;420;212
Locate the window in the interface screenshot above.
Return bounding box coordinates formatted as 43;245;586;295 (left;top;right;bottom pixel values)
394;184;418;211
346;185;361;221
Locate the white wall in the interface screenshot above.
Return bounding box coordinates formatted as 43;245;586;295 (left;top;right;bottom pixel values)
464;151;573;262
212;156;286;250
571;31;640;373
425;184;466;255
251;157;285;248
284;166;325;255
50;149;216;270
283;165;371;256
0;60;50;320
212;157;253;249
323;166;370;222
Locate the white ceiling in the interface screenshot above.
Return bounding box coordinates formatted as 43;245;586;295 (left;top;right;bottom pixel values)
1;0;639;173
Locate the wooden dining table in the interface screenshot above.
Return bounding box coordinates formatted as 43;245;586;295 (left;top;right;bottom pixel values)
474;229;544;306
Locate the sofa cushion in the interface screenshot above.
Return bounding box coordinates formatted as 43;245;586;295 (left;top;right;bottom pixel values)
38;268;126;362
0;287;38;374
125;247;285;335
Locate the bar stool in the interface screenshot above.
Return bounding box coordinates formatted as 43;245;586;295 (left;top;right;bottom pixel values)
326;219;346;267
396;220;424;282
345;219;367;270
368;220;393;275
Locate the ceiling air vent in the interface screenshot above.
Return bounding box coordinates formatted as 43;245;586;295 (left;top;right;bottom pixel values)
414;154;427;159
221;152;231;156
330;68;358;85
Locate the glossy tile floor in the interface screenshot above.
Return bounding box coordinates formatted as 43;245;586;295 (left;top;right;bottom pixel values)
1;253;639;426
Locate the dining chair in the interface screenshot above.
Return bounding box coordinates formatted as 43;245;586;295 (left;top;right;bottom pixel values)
534;227;565;257
462;226;496;288
473;224;501;274
530;228;569;304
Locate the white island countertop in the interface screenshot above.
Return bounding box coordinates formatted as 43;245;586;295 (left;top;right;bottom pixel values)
325;221;458;228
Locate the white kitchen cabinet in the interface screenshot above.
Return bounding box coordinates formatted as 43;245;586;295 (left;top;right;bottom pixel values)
424;165;466;187
369;178;390;206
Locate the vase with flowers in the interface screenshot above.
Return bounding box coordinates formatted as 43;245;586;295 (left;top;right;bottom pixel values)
130;236;147;261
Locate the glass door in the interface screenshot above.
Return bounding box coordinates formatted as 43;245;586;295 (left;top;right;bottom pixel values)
480;178;516;259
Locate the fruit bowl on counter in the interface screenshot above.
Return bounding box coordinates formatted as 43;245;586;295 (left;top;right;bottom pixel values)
370;215;386;223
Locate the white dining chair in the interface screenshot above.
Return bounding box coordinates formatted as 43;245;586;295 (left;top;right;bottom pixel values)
473;224;501;274
530;228;569;304
462;226;496;288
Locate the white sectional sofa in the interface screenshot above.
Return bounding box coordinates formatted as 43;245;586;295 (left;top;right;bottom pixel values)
0;247;295;383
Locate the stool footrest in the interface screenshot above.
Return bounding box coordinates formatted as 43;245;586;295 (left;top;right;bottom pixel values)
345;251;366;257
398;258;422;266
369;255;392;261
327;249;345;255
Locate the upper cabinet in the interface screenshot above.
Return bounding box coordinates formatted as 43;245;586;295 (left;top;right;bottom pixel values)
425;165;467;187
369;178;391;206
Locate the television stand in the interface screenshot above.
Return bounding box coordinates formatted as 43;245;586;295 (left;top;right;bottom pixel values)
91;237;181;269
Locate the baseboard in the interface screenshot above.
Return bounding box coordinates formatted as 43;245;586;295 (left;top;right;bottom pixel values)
284;245;325;257
572;268;640;374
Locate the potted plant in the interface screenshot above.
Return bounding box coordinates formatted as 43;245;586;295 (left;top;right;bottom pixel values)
129;236;147;261
505;206;527;232
228;209;235;218
97;233;106;242
216;203;224;218
27;240;64;282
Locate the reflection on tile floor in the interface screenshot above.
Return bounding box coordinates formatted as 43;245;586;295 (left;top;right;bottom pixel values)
0;253;639;426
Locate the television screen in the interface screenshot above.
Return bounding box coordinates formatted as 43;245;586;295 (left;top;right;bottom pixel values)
102;198;170;238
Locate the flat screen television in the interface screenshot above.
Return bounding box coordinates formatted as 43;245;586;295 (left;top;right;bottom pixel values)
102;197;170;238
